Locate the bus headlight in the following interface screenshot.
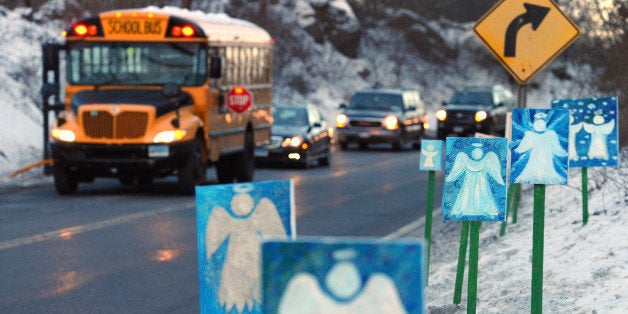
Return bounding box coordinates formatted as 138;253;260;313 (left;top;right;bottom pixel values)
475;111;488;122
382;116;399;130
51;128;76;142
435;110;447;121
153;130;187;143
336;114;348;128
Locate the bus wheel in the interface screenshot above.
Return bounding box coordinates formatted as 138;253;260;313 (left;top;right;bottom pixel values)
234;130;255;182
53;164;78;195
178;137;206;195
216;130;255;183
215;156;234;184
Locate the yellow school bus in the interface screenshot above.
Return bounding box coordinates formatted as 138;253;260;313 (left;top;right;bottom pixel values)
41;7;273;194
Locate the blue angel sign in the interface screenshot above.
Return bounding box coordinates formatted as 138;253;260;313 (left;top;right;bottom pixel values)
196;180;295;314
442;137;508;221
419;139;444;171
551;96;619;168
511;108;570;185
262;238;425;314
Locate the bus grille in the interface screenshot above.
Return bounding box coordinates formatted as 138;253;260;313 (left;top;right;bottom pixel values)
82;111;148;139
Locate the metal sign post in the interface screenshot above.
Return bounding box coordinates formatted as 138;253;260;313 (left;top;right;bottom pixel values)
453;221;470;305
531;184;546;313
581;168;589;225
424;170;436;286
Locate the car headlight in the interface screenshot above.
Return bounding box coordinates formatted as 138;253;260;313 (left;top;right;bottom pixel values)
382;115;399;130
282;135;305;148
435;110;447;121
336;114;348;128
153;130;187;143
51;128;76;142
475;110;488;122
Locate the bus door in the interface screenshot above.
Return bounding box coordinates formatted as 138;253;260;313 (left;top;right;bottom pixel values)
41;42;66;174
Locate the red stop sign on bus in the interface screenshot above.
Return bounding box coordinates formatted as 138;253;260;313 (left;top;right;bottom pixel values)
226;86;253;113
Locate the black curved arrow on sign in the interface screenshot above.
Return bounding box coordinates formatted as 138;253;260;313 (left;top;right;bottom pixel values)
504;3;550;57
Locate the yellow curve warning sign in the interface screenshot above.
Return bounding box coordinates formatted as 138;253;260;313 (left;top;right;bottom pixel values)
473;0;580;84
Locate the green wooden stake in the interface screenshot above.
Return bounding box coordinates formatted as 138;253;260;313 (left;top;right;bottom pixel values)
582;167;589;225
511;183;521;224
499;184;513;236
424;170;436;286
531;184;546;314
453;221;470;305
467;222;481;314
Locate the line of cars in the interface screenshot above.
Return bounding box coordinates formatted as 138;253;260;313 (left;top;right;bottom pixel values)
256;85;514;169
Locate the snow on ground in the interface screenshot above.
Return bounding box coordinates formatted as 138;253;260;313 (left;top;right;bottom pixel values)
0;6;59;188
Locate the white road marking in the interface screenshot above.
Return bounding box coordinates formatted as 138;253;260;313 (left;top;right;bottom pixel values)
0;204;191;251
382;218;423;240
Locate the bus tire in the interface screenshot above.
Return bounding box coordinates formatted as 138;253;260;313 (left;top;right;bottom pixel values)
215;156;234;184
215;130;255;183
234;130;255;182
53;164;78;195
178;137;206;195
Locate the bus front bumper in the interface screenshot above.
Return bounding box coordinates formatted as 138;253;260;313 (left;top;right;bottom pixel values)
50;141;196;178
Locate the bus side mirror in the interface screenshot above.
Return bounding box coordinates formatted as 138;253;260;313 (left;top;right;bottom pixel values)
210;55;222;79
43;43;60;71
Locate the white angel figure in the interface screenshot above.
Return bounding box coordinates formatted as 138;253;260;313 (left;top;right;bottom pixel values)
514;113;568;184
421;143;439;168
446;144;504;219
568;114;583;161
583;114;615;160
206;184;287;313
278;249;407;314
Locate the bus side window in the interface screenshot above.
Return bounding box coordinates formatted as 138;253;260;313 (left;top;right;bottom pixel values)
210;55;221;79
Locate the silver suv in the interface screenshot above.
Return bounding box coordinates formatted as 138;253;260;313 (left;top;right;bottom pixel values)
335;89;428;150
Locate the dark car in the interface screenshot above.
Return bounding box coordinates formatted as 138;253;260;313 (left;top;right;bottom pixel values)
436;85;515;138
255;104;332;168
335;89;428;150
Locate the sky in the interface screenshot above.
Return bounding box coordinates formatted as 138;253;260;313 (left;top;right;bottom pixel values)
0;2;625;313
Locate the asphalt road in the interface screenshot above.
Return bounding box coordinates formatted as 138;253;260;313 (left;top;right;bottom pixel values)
0;144;444;313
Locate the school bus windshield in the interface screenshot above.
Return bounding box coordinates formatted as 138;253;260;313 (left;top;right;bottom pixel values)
67;42;207;86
